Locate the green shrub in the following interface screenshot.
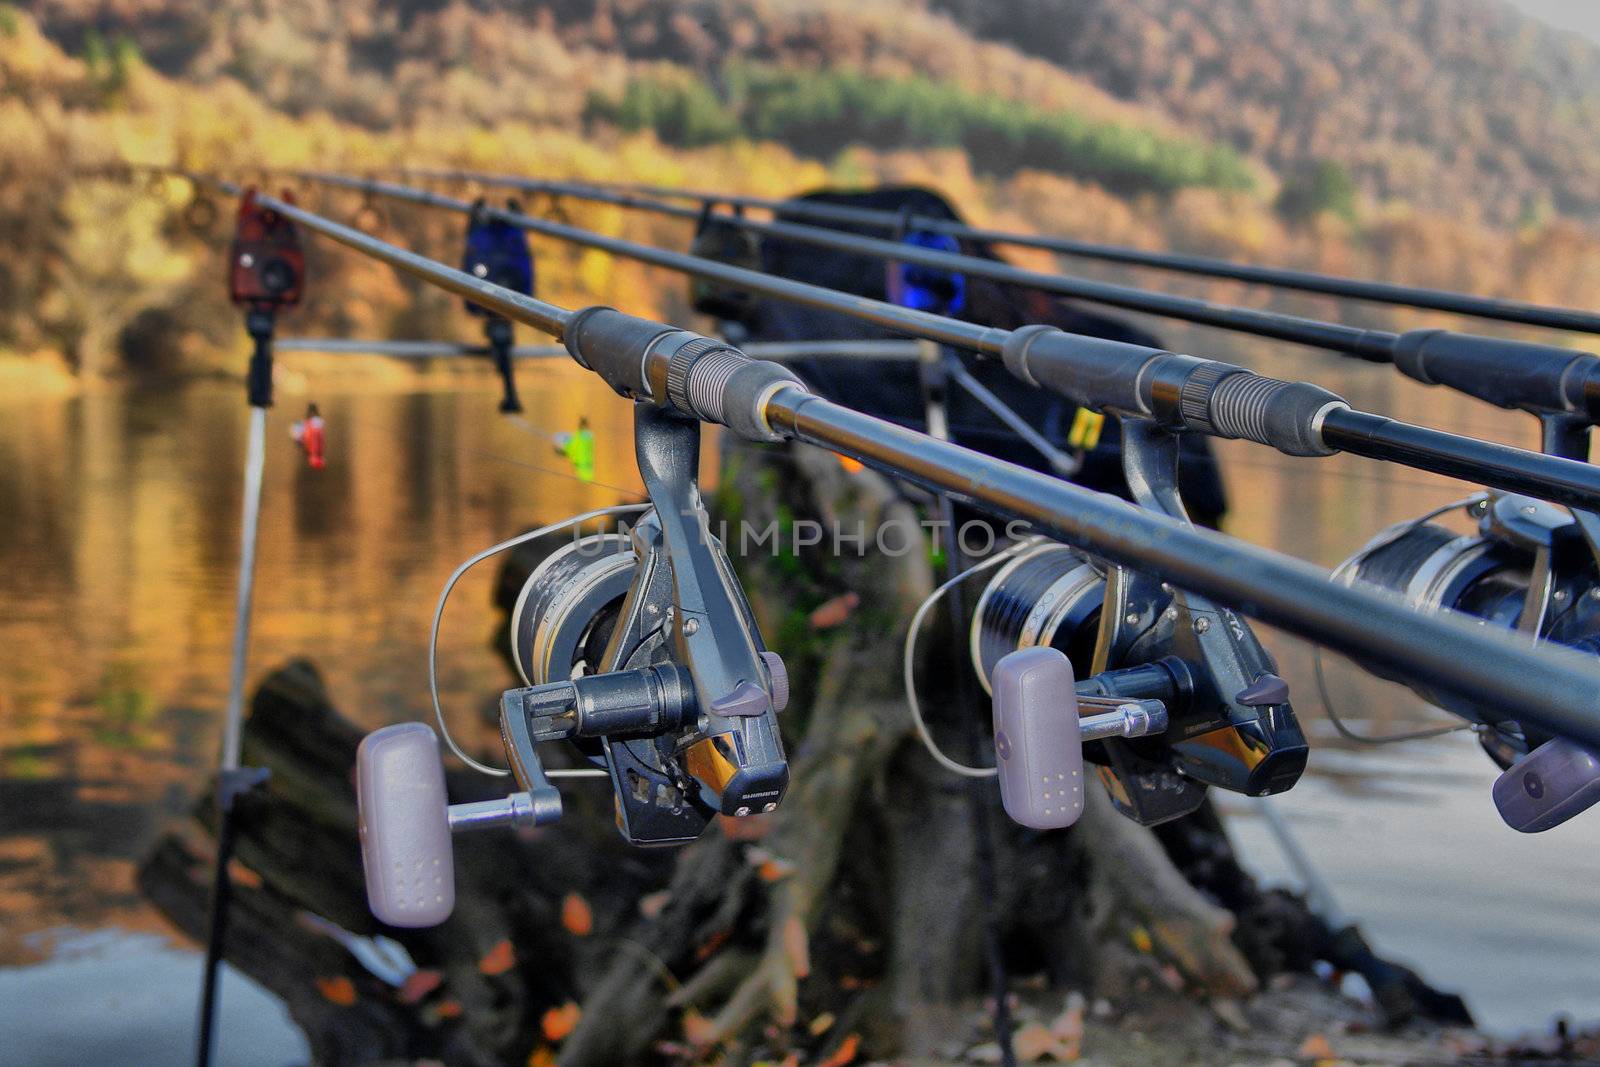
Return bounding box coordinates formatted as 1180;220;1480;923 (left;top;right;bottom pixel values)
585;70;739;148
591;63;1256;196
1276;160;1357;223
80;29;141;103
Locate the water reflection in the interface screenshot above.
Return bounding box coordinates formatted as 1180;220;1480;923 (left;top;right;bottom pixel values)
0;349;1595;1037
0;368;636;969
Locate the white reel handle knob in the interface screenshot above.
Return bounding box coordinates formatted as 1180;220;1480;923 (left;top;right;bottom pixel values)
991;647;1085;830
356;723;455;927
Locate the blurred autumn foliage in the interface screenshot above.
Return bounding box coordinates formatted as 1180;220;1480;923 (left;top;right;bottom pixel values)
2;0;1599;385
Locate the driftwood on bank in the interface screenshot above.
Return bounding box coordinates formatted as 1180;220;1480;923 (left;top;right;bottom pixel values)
141;438;1465;1066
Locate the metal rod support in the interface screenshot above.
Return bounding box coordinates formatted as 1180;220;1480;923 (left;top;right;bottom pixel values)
220;405;266;771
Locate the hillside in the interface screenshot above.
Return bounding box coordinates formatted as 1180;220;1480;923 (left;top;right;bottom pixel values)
928;0;1600;226
4;0;1600;382
20;0;1600;222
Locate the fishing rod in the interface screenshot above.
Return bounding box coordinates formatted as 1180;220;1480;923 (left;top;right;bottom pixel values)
264;171;1600;515
194;176;1600;757
275;337;923;361
395;171;1600;447
559;173;1600;338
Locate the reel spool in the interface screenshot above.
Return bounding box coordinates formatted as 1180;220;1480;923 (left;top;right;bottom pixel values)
509;531;636;686
970;540;1105;693
1336;523;1520;625
1334;496;1600;728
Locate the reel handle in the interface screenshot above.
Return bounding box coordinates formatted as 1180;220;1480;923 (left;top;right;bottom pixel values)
991;649;1169;831
1493;737;1600;833
993;648;1085;829
356;723;562;927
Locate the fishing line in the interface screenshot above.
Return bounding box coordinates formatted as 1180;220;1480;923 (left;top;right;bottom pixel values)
902;539;1039;777
428;503;650;778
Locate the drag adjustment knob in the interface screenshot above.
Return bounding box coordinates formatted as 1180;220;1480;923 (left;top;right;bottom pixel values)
761;650;789;712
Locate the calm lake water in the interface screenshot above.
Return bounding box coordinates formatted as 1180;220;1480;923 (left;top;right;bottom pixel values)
0;337;1596;1060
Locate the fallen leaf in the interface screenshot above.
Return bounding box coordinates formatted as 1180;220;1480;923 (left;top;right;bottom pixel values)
435;999;463;1019
808;1011;837;1036
399;968;443;1004
227;860;263;890
779;1055;800;1067
1129;925;1153;953
1013;1023;1059;1062
526;1048;556;1067
682;1008;719;1047
639;890;672;919
782;916;811;979
818;1032;860;1067
1049;992;1086;1060
967;1041;1003;1064
1297;1033;1335;1060
1051;992;1085;1040
541;1001;581;1041
561;892;594;937
759;857;796;882
717;812;773;841
314;976;357;1007
809;592;860;630
695;929;731;962
478;938;516;976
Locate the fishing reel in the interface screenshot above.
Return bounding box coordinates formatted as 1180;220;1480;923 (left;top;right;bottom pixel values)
461;198;533;412
970;420;1307;827
1337;492;1600;831
228;188;304;310
357;406;789;926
